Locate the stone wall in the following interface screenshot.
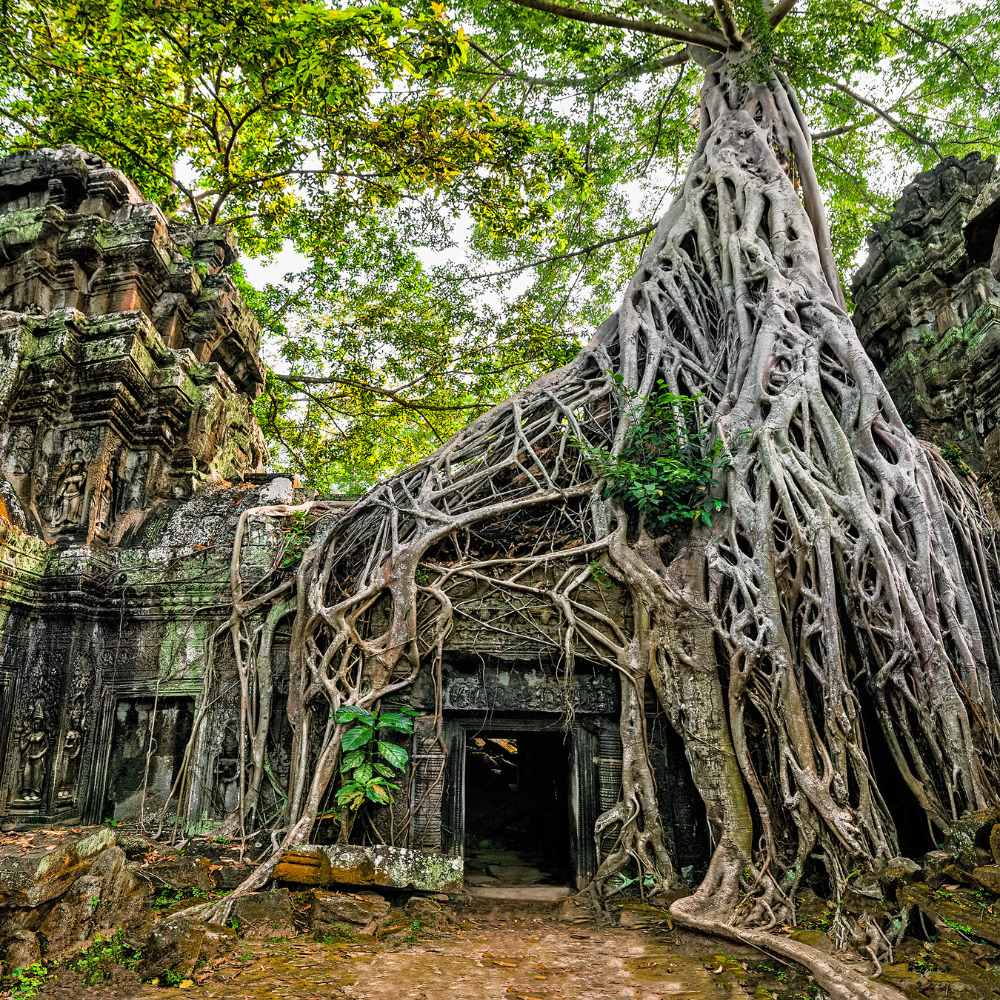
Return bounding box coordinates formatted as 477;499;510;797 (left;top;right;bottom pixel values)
852;152;1000;485
0;149;728;880
0;147;289;826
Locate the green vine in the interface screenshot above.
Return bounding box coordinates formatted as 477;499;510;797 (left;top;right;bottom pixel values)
583;379;728;531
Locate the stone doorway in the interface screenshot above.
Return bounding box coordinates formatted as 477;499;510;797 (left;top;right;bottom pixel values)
102;696;194;821
464;732;571;888
441;716;602;889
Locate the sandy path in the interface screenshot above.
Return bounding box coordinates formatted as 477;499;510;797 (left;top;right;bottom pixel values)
138;903;776;1000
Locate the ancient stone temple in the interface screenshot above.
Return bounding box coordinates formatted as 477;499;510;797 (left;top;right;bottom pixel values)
852;151;1000;486
0;147;708;892
0;146;280;826
6;144;998;895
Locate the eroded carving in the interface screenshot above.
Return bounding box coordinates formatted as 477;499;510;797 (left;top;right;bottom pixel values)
17;698;50;804
444;667;617;714
51;450;87;528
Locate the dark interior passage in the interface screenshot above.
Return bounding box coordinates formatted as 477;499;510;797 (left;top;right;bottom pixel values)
464;732;571;886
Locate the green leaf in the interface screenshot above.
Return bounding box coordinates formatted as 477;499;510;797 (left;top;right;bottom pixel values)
341;751;365;772
335;781;365;809
373;763;396;778
353;763;374;784
341;725;374;752
336;706;375;726
365;782;392;804
377;741;410;771
377;711;415;733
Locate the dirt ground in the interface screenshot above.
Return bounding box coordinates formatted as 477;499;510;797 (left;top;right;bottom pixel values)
125;901;819;1000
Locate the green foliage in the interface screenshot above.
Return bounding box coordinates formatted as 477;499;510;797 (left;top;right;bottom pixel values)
151;885;212;910
333;704;419;812
280;510;312;569
70;930;141;986
2;0;999;488
941;916;977;937
7;963;47;1000
0;0;584;489
583;380;727;531
942;442;974;478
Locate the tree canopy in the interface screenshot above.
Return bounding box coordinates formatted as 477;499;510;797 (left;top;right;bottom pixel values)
2;0;998;488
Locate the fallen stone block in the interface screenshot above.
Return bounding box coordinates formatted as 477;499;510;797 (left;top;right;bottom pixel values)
311;890;390;936
0;828;116;909
231;888;296;938
275;844;462;893
139;915;235;979
972;864;1000;895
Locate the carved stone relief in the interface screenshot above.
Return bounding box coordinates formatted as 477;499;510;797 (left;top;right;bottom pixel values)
50;449;87;530
443;665;617;715
16;698;50;804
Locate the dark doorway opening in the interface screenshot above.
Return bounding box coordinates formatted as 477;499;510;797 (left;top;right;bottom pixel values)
103;696;194;821
464;732;571;886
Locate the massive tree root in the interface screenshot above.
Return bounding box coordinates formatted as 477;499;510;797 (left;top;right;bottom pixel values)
177;48;999;997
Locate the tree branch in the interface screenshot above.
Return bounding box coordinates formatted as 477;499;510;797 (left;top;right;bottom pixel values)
469;223;657;280
856;0;992;99
801;67;943;159
505;0;728;51
712;0;743;45
272;373;482;412
767;0;798;27
466;38;688;92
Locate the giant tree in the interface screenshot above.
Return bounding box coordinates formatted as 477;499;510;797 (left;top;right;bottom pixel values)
207;2;1000;996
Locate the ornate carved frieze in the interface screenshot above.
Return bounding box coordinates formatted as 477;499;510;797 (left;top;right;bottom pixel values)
443;665;617;715
0;146;266;546
0;147;280;824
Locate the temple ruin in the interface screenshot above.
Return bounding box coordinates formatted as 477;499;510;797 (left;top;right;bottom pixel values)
1;145;999;893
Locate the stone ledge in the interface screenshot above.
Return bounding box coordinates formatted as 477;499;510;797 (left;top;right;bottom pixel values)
275;843;463;893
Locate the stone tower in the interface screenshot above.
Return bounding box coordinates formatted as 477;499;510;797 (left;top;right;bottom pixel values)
0;147;285;825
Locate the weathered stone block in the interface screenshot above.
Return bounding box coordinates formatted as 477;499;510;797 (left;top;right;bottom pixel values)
231;888;296;938
142;855;216;894
972;864;1000;895
311;890;390;934
276;844;463;892
139;915;235;979
0;828;116;908
3;929;41;972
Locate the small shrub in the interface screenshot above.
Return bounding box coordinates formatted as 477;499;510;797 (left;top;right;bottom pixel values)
8;963;48;1000
942;442;974;478
580;379;729;532
70;930;141;986
280;511;311;568
333;703;419;813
